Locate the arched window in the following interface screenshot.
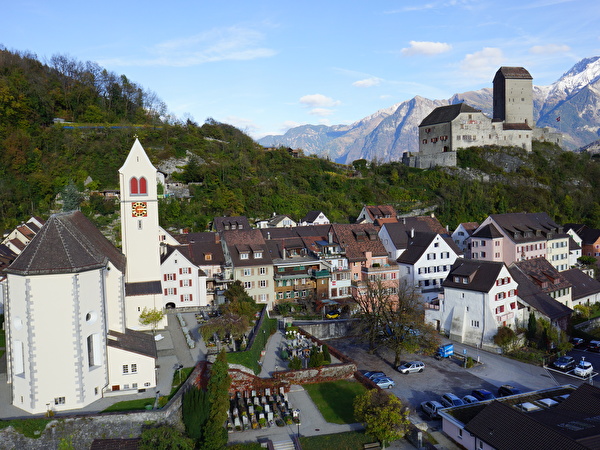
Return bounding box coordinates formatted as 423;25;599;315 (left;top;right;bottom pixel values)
130;177;139;194
139;177;147;194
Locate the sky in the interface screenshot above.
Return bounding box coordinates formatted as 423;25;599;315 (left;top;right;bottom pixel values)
3;0;600;139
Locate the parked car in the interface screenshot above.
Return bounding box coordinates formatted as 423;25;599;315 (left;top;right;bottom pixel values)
440;393;464;408
462;395;479;404
326;310;340;319
471;389;495;401
397;361;425;374
574;360;594;377
364;371;386;380
421;400;445;419
372;376;396;389
588;341;600;352
552;355;576;371
498;385;523;397
570;337;586;349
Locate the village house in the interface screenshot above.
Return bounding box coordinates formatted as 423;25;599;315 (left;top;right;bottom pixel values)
451;222;479;253
160;245;208;309
356;204;397;224
299;210;330;226
469;213;570;272
425;259;520;350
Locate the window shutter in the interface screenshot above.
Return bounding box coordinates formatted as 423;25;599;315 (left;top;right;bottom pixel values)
174;273;177;280
180;280;183;287
164;289;167;295
164;274;167;281
190;294;193;301
179;268;182;275
265;280;268;287
252;281;255;288
174;288;177;295
189;279;192;286
180;294;183;302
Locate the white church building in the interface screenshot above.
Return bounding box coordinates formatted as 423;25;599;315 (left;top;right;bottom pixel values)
4;139;164;414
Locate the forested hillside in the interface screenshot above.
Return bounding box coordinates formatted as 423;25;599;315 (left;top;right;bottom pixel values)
2;47;600;236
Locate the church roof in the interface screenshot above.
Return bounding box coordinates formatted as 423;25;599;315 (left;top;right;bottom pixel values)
107;328;157;359
6;211;125;276
419;103;481;127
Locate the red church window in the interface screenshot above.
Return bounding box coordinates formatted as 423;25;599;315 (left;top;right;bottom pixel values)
130;177;139;194
139;177;147;194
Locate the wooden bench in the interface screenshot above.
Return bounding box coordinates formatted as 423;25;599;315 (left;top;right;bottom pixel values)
363;443;381;449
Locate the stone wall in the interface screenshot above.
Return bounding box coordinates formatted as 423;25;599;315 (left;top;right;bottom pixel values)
292;319;357;340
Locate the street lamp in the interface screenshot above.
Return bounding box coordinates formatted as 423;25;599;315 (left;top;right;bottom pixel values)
295;408;301;438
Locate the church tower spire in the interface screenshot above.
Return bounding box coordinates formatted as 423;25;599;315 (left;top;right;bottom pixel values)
119;138;161;283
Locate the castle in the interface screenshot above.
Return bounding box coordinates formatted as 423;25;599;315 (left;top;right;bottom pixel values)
403;66;563;169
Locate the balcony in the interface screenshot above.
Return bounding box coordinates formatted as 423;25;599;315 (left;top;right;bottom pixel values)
361;263;398;274
308;268;331;278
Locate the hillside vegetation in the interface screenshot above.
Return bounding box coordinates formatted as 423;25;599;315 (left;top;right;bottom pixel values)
2;47;600;234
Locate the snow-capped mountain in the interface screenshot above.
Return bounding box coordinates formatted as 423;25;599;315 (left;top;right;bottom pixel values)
259;57;600;163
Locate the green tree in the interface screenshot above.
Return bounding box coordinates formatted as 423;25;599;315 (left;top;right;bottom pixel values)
527;312;537;340
182;386;210;442
139;425;194;450
494;326;517;352
60;181;81;212
139;307;164;334
202;349;231;450
353;389;409;448
574;304;591;320
289;356;302;370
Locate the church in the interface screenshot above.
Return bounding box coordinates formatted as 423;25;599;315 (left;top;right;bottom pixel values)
4;139;164;414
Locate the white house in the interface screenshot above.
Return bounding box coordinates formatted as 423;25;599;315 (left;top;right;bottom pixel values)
426;259;520;350
300;211;330;226
161;245;208;309
451;222;479;253
397;232;462;302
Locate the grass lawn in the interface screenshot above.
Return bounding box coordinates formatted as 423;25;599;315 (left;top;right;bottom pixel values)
0;329;5;348
0;418;51;438
303;380;367;424
169;366;194;398
300;430;375;450
101;397;155;412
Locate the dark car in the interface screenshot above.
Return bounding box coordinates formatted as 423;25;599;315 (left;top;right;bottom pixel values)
588;341;600;352
570;337;586;349
364;371;386;380
498;385;523;397
471;389;495;401
552;355;576;371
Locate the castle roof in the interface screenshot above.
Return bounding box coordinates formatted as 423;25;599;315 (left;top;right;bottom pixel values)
419;103;481;127
494;66;533;80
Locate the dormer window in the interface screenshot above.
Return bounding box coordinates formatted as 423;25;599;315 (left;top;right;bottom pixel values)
240;253;249;260
254;251;263;259
205;253;212;261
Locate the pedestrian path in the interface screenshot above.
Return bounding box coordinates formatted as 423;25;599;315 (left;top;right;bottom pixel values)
259;329;287;378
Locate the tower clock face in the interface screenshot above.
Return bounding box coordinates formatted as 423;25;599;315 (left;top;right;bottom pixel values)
132;201;148;217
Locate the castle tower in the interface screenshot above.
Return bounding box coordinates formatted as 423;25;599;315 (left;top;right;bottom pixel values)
119;139;164;330
493;67;534;126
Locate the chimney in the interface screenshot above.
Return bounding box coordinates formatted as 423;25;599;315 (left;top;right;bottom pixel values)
267;232;271;240
215;233;221;244
411;228;415;238
328;231;333;244
402;217;406;225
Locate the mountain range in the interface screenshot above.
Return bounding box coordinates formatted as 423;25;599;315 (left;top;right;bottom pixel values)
259;57;600;164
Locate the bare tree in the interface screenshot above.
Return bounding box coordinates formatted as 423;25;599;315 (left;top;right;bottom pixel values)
352;278;390;353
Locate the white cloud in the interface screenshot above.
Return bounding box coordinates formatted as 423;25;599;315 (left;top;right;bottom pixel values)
299;94;341;108
353;77;383;87
309;108;334;117
99;26;276;67
401;41;452;56
224;116;258;134
529;44;570;54
460;47;505;77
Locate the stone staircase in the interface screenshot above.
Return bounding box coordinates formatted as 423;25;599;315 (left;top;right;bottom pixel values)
271;437;296;450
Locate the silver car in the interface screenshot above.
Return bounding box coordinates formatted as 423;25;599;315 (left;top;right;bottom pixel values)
397;361;425;374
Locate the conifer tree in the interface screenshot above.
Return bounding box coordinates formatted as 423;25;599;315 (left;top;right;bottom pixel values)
182;386;209;442
202;349;231;450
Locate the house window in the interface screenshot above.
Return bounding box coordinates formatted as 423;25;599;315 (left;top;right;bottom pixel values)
54;397;66;405
496;305;505;314
254;251;263;259
471;320;480;328
144;382;151;387
132;383;138;389
205;253;212;261
240;253;249;260
131;364;137;373
462;278;468;284
244;281;252;289
165;287;176;295
165;273;176;281
124;384;130;390
244;269;252;276
123;365;129;374
260;280;267;288
181;293;192;302
181;267;190;274
182;279;191;287
260;267;267;275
